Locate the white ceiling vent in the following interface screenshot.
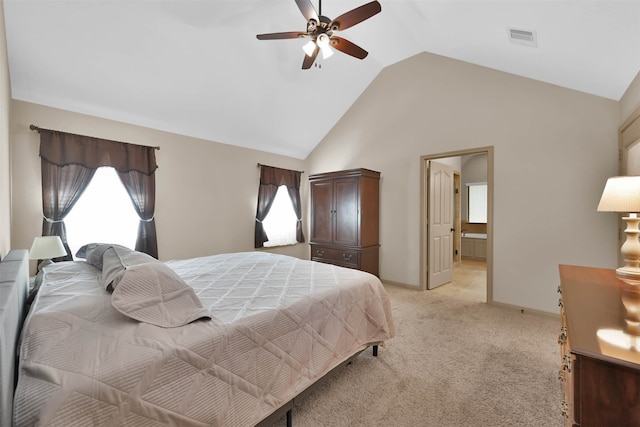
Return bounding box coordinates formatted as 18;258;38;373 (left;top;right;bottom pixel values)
508;27;537;48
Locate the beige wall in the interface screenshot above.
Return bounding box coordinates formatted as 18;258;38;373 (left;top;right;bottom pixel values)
306;52;621;315
6;47;637;315
10;100;307;268
0;0;11;258
621;70;640;121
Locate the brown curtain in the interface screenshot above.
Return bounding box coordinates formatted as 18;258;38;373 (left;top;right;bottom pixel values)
254;165;305;248
41;163;96;260
117;170;158;258
39;129;159;258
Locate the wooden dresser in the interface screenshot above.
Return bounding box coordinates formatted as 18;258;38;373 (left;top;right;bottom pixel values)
309;168;380;276
558;264;640;426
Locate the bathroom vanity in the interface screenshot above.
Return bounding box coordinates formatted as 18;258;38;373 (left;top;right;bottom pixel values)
461;233;486;259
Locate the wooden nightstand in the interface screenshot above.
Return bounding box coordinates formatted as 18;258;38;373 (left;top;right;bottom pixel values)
559;265;640;426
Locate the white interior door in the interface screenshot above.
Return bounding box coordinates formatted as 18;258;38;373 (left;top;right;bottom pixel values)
428;160;454;289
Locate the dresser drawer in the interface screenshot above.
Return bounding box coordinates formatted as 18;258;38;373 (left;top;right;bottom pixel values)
311;245;360;269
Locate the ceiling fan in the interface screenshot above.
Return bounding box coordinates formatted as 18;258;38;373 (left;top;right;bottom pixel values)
256;0;382;69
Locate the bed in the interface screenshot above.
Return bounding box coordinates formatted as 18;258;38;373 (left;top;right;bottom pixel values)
2;247;395;426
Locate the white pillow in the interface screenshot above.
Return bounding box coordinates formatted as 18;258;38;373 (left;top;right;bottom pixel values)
111;262;211;328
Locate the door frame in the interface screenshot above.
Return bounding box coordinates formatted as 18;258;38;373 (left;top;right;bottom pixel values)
419;146;494;305
618;106;640;266
453;171;461;264
620;104;640;175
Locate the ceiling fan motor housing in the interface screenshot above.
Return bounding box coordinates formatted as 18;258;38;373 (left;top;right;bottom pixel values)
309;16;333;37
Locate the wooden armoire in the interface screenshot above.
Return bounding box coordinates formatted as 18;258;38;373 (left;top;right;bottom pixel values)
309;168;380;276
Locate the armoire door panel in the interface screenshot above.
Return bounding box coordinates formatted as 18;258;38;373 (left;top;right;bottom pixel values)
359;177;380;248
310;181;333;243
334;178;359;246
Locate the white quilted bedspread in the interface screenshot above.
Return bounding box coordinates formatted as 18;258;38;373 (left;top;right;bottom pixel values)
13;252;395;426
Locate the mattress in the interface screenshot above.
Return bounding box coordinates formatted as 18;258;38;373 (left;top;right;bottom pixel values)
13;251;395;426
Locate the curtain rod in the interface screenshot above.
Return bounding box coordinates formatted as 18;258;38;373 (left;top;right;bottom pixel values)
257;163;304;174
29;124;160;150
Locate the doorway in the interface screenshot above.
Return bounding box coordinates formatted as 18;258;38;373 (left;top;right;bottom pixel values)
419;147;493;304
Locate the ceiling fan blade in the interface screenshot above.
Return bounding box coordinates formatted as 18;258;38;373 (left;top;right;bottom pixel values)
295;0;319;22
330;36;368;59
256;31;307;40
302;45;320;69
330;1;381;31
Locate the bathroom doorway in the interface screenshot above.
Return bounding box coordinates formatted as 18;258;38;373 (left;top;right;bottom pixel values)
420;147;493;304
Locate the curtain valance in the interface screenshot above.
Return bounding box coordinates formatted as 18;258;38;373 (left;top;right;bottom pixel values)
259;165;301;189
39;129;157;175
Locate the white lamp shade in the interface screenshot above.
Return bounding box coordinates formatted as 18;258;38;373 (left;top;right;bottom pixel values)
316;34;334;59
302;40;316;57
597;176;640;213
29;236;67;260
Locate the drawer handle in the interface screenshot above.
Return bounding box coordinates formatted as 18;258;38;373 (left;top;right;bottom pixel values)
557;326;567;345
558;369;566;383
561;400;569;418
561;354;572;373
316;250;325;256
342;253;353;261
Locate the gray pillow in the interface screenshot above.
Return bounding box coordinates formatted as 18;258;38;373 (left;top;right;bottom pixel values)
101;246;158;292
110;263;211;328
76;243;131;270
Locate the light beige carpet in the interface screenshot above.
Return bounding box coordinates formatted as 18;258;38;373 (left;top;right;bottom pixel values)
270;284;562;426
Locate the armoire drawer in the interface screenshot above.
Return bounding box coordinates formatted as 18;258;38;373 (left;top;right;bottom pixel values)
311;245;360;269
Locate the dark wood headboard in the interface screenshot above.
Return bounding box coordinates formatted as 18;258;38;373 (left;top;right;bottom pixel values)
0;249;29;426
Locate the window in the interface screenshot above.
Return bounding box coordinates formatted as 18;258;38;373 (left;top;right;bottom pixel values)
65;167;139;256
262;185;298;247
467;182;487;223
255;165;304;249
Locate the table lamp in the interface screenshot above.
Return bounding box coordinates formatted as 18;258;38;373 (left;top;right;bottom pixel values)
29;235;67;272
597;176;640;335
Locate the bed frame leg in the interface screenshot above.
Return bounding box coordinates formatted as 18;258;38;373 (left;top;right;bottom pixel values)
286;409;292;427
373;345;378;357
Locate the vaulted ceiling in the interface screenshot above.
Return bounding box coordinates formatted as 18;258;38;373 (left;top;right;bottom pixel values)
4;1;640;159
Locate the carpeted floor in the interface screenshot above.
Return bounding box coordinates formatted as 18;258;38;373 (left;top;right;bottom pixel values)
269;267;563;427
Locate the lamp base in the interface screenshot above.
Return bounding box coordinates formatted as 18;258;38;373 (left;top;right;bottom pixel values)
617;267;640;285
36;259;53;274
616;268;640;336
616;214;640;335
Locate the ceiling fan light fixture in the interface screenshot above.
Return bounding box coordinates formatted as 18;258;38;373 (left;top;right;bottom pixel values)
317;33;334;59
320;45;334;59
302;40;317;57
